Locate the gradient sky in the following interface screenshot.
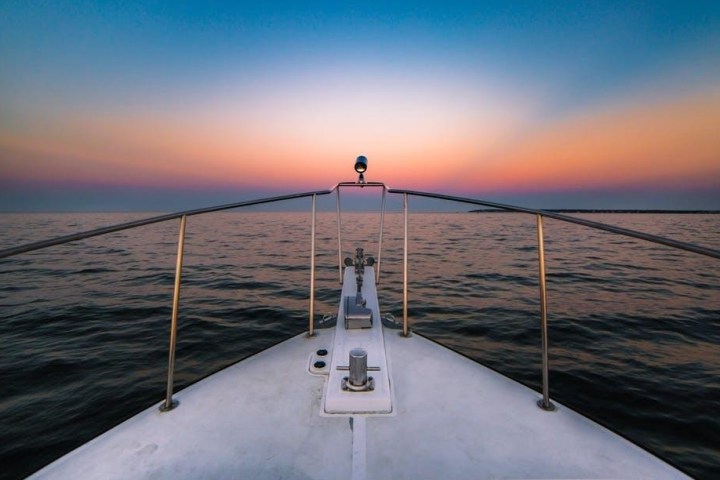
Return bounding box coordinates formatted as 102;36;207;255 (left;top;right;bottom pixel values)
1;1;719;211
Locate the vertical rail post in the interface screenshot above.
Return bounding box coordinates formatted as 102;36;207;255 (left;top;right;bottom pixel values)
402;193;409;337
309;194;317;336
376;187;387;284
160;214;186;412
536;214;555;411
336;188;343;284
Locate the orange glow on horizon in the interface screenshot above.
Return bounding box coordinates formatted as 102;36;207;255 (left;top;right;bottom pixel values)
444;89;720;192
1;89;719;193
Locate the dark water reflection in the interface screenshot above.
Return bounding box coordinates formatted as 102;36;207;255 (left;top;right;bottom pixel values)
0;211;718;478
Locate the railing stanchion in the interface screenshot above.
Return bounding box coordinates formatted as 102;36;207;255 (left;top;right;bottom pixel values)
160;214;186;412
336;188;343;284
376;187;386;284
309;194;317;336
402;193;410;337
536;214;555;411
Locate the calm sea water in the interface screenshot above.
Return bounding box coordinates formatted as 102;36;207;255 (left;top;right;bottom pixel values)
0;211;718;479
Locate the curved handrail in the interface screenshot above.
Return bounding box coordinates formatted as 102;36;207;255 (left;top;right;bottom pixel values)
390;188;719;410
0;190;331;260
389;188;720;260
1;184;717;413
5;185;714;261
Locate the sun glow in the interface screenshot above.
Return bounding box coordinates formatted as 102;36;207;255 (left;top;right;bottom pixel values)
1;2;719;209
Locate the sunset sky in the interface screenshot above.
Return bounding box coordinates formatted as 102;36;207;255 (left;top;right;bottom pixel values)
1;1;719;211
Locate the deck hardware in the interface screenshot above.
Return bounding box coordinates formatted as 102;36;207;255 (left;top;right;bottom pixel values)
316;349;328;356
381;313;401;329
355;247;365;274
341;348;375;392
345;251;376;271
354;292;366;306
344;248;374;329
316;313;337;329
337;366;381;371
314;361;326;369
342;348;375;392
342;377;375;392
345;295;373;329
350;349;367;386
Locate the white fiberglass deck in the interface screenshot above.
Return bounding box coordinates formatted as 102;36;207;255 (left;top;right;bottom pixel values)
31;328;688;479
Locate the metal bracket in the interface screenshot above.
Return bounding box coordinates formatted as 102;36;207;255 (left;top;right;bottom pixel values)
342;376;375;392
336;366;381;371
344;295;373;329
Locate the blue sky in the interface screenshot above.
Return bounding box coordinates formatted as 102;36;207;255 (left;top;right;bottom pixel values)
1;1;719;211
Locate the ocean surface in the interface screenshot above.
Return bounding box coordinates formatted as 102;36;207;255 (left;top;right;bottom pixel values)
0;210;718;479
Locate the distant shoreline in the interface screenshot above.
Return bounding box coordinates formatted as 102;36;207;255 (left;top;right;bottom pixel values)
469;209;720;214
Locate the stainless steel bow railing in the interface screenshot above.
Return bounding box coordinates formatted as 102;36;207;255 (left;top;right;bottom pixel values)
1;182;718;413
388;188;720;411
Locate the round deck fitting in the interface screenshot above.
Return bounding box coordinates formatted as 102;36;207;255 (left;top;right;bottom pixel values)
537;399;556;411
159;399;179;412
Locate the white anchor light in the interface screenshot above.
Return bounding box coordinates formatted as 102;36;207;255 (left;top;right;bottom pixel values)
355;155;368;184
